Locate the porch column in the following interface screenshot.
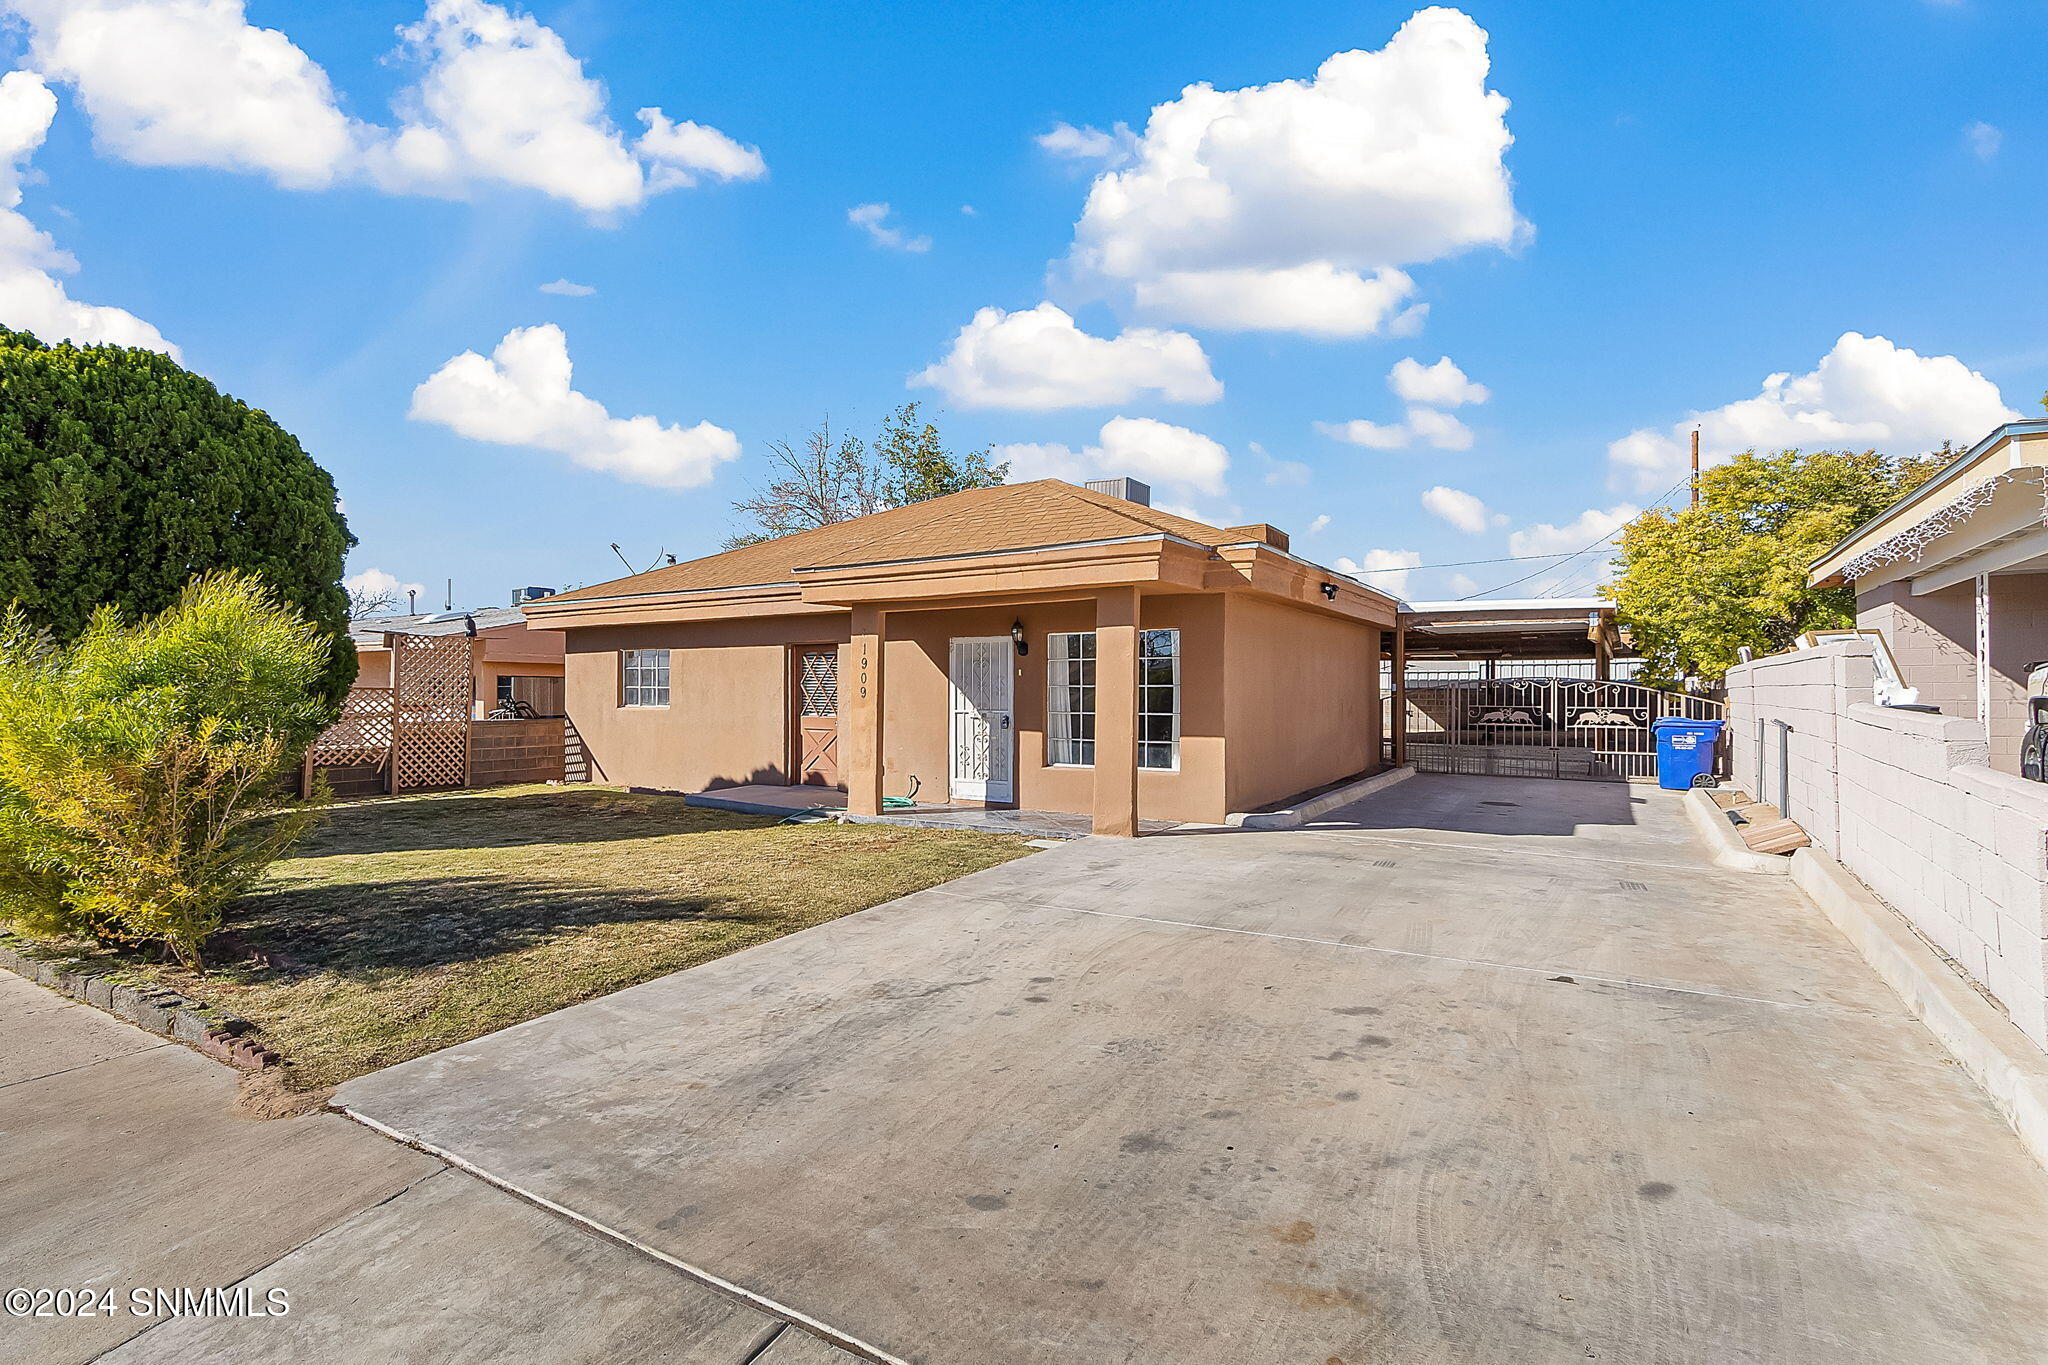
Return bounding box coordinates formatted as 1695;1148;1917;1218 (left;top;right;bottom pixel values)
1093;587;1141;837
846;606;887;816
1391;621;1408;767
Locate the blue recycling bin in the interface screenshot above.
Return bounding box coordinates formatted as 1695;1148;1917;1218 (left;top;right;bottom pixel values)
1651;717;1724;790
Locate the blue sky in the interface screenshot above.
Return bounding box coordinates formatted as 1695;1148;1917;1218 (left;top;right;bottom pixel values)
2;0;2042;607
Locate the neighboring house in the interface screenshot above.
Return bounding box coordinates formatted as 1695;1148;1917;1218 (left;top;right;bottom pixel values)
352;602;567;717
1811;418;2048;776
523;478;1399;833
1723;419;2048;1048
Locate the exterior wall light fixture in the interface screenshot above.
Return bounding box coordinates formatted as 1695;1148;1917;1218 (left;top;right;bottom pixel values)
1011;620;1029;656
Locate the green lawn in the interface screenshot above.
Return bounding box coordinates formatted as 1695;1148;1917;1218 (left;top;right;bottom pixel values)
11;786;1031;1090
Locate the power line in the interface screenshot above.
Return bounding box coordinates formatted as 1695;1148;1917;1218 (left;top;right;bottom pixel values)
1457;472;1693;600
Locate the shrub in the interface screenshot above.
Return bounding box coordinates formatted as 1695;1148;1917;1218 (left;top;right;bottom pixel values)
0;573;328;966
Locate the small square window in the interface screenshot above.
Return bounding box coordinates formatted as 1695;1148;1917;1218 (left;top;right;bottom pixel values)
621;648;670;707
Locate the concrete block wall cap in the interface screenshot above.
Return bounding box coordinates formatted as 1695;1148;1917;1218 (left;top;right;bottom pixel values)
1224;766;1416;829
1953;764;2048;819
1791;846;2048;1171
1682;787;1794;875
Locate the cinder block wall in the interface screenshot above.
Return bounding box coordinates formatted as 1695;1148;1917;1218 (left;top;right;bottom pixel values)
1728;639;2048;1048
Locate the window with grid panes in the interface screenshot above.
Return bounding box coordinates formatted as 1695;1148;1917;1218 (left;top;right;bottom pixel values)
620;648;670;707
1046;632;1096;765
1138;629;1179;770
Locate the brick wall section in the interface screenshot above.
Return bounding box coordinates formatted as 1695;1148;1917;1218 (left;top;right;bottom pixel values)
468;718;565;786
1728;638;2048;1047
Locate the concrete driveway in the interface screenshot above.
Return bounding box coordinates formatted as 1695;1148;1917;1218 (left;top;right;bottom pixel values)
0;969;861;1365
338;774;2048;1364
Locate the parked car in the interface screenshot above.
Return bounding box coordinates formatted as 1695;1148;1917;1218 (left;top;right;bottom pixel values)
2025;663;2048;782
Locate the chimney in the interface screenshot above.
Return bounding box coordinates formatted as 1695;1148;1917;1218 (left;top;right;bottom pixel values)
1224;523;1290;553
511;586;558;605
1084;476;1151;506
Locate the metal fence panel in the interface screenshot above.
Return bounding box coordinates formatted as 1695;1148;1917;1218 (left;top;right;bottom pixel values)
1385;677;1724;782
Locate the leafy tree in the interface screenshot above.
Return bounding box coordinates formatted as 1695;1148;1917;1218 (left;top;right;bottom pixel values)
724;404;1005;545
0;326;356;705
724;417;886;549
873;402;1006;506
0;573;327;967
1611;447;1948;685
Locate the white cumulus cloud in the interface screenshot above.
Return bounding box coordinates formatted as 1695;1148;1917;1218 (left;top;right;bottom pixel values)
1036;120;1138;168
409;323;740;489
6;0;763;216
1060;7;1522;337
1318;406;1472;452
7;0;361;189
0;70;176;355
1606;331;2019;491
1319;352;1486;451
1507;504;1639;559
346;567;426;611
847;201;930;253
1335;548;1422;598
912;302;1220;410
1421;485;1497;534
538;278;595;296
997;415;1230;497
1389;355;1488;407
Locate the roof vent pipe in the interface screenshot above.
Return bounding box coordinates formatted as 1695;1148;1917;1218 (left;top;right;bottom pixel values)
1084;477;1152;507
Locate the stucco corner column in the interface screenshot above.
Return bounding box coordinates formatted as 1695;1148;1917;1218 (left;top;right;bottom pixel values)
1093;587;1141;837
846;606;887;816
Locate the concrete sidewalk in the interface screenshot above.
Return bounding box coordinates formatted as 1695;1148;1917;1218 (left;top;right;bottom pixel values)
336;775;2048;1363
0;968;859;1365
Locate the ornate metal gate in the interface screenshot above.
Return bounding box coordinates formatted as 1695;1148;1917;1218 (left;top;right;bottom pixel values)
1388;678;1723;782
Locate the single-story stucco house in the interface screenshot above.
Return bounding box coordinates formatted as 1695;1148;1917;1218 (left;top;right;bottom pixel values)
521;477;1399;834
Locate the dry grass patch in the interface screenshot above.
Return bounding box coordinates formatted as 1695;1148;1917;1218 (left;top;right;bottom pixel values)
11;785;1031;1089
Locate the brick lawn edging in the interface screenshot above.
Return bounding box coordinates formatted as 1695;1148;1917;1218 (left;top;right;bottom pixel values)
0;937;278;1070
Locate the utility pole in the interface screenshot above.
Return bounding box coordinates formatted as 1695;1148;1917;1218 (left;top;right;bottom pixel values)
1690;427;1701;509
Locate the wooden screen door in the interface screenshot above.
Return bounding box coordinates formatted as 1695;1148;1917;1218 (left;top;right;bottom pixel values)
948;637;1014;804
792;646;840;787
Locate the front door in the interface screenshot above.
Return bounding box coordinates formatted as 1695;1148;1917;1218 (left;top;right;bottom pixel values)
949;637;1014;804
792;646;840;787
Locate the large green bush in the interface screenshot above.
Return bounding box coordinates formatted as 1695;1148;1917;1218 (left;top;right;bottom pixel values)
0;574;328;967
0;325;357;707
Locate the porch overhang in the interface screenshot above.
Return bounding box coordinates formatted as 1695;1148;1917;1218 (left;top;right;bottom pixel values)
1809;420;2048;591
793;534;1398;625
1394;599;1629;663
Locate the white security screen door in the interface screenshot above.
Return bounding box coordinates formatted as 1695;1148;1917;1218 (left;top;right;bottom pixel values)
949;637;1014;803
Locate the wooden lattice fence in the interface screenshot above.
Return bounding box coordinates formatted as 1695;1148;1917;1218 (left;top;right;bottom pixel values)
392;633;474;791
303;631;478;796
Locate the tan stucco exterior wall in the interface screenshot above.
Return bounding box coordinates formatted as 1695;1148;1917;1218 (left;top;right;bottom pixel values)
871;595;1228;824
562;615;849;791
1222;595;1380;812
557;589;1375;826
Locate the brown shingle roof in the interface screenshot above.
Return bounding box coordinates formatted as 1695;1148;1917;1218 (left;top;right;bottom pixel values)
544;481;1238;602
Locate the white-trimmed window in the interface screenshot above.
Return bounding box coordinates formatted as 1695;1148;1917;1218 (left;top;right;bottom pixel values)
620;648;670;707
1045;629;1180;770
1139;629;1180;771
1046;632;1096;766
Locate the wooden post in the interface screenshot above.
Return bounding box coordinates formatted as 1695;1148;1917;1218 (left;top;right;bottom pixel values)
1391;621;1409;767
846;606;887;816
1690;427;1701;509
1093;588;1141;837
